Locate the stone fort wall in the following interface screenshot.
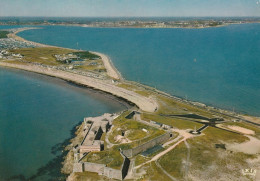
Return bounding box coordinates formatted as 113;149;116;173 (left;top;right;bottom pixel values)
122;132;171;157
73;152;130;180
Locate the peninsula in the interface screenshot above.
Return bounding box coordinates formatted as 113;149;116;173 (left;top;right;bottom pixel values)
1;17;260;29
0;28;259;181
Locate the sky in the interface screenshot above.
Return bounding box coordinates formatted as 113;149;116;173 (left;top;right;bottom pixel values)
0;0;259;17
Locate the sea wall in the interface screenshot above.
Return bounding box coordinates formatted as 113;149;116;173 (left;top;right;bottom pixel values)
122;133;171;157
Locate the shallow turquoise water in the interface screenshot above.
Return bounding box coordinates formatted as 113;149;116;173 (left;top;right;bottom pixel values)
18;24;260;116
0;67;126;180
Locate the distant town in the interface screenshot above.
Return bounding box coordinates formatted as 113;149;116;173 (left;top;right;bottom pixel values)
0;17;260;28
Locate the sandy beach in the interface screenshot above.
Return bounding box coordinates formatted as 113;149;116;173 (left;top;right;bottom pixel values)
0;62;158;112
3;28;159;112
8;27;50;48
9;28;123;80
90;51;122;80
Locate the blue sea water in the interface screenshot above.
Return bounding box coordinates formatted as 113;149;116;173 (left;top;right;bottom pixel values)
0;23;259;179
18;24;260;116
0;67;126;180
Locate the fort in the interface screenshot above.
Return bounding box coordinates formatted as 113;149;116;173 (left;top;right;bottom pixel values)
1;28;259;181
73;113;116;160
72;113;132;180
122;132;172;158
73;151;130;180
71;112;175;180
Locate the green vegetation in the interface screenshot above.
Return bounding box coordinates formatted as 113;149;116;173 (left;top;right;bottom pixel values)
109;119;150;142
108;115;165;148
135;155;150;166
158;142;187;179
0;31;9;38
73;51;100;60
73;172;109;181
202;126;248;143
6;45;260;181
187;137;255;168
142;113;203;130
157;126;252;180
82;147;124;169
141;161;175;181
10;47;76;65
182;133;256;180
117;83;139;91
156;95;231;120
9;48;106;73
113;129;165;150
209;22;223;27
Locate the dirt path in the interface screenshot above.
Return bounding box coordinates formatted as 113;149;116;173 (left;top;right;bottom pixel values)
155;160;178;181
184;140;191;179
163;135;182;147
134;129;194;170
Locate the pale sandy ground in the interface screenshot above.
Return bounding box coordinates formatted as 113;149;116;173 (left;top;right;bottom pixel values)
3;28;159;111
227;125;255;135
10;28;123;80
90;51;122;80
242;115;260;124
226;136;260;154
247;156;260;181
8;27;50;47
0;62;158;112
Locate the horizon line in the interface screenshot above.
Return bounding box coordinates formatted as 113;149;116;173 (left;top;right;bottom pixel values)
0;16;260;18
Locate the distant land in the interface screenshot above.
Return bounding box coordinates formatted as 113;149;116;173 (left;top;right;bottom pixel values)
0;16;260;28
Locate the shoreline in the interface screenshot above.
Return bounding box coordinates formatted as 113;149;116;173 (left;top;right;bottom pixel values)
0;62;158;112
2;21;260;30
5;28;157;112
0;65;132;110
2;27;260;122
90;51;123;80
1;25;260;180
10;27;122;80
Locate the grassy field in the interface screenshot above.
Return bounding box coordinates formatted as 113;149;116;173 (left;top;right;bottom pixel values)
142;113;203;130
117;83;139;91
156;125;252;180
108;115;165;149
82;147;124;169
10;47;75;65
71;172;109;181
184;133;257;180
135;155;150;166
158;142;187;179
0;31;9;38
139;161;177;181
201;126;248;143
9;48;106;73
108;119;159;142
